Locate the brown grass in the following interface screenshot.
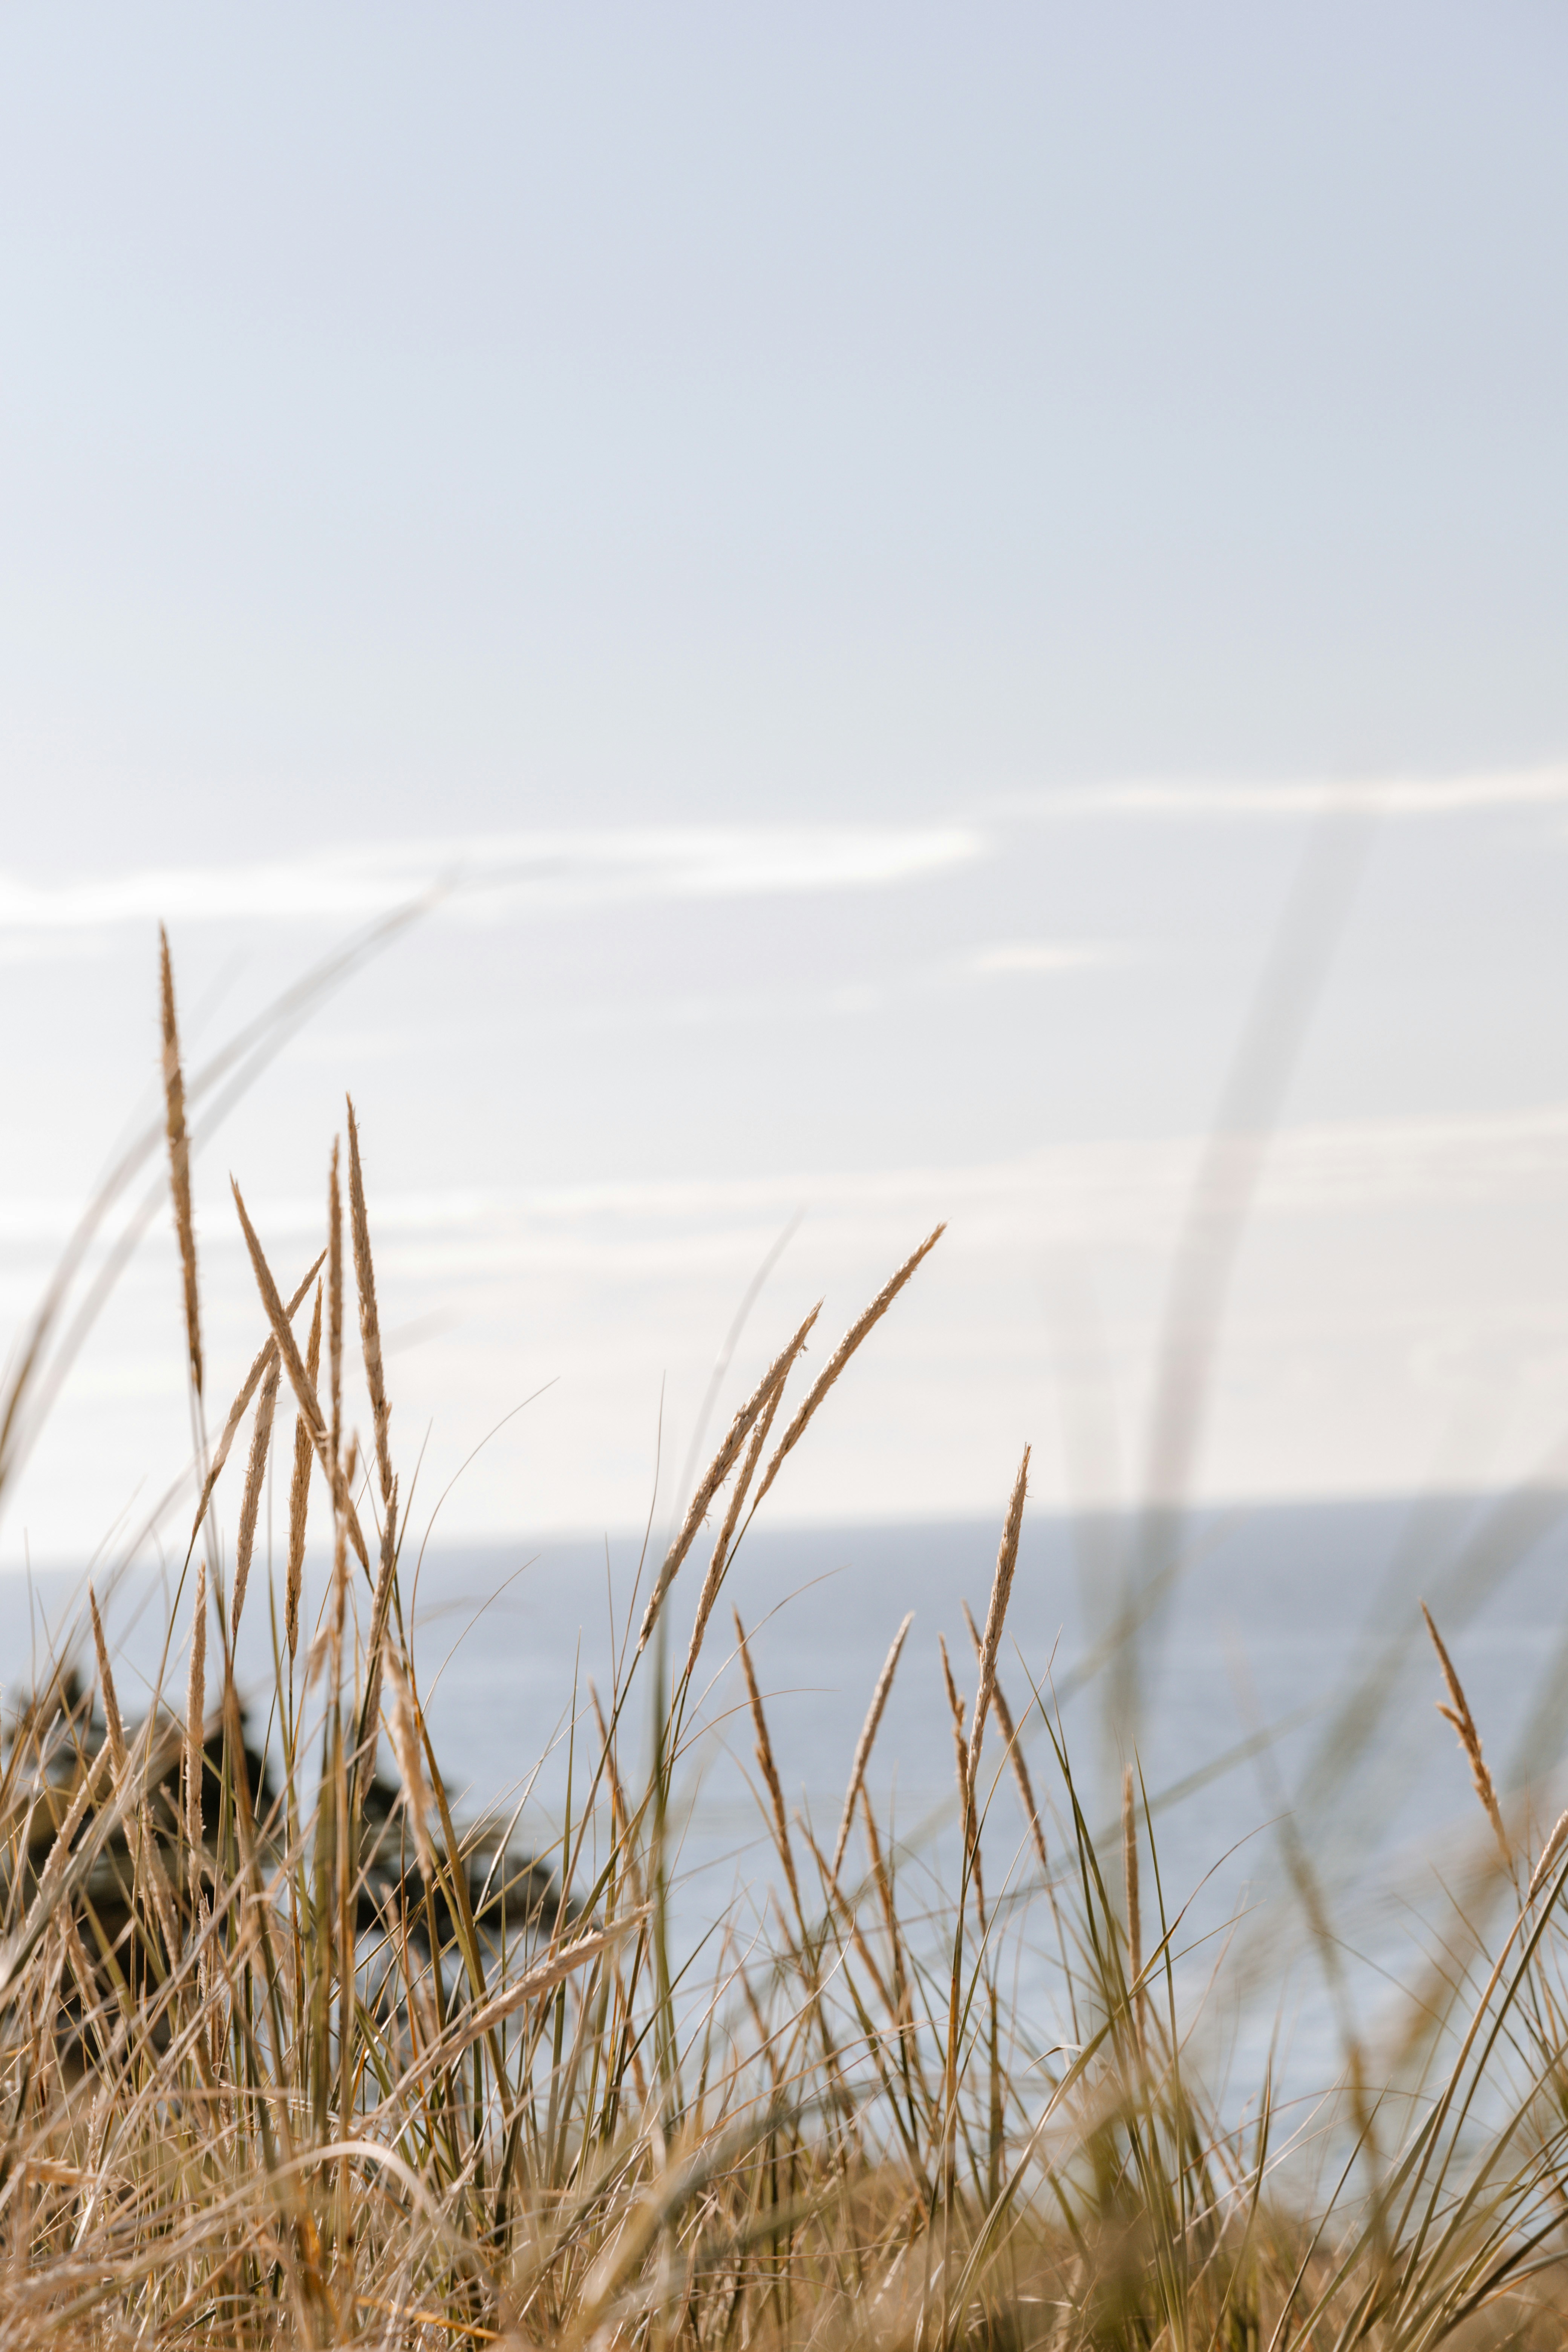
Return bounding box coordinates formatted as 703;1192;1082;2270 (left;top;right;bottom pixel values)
0;940;1566;2349
830;1609;913;1883
1423;1601;1511;1873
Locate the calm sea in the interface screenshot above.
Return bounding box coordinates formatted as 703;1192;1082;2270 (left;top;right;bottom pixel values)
14;1491;1568;2104
382;1493;1568;2097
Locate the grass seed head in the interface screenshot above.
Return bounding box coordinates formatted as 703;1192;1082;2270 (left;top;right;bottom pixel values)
159;925;203;1403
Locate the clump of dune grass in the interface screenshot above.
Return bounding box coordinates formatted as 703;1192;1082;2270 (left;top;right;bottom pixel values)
1;940;1568;2349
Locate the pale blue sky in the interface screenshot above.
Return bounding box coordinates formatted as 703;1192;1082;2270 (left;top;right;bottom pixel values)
2;3;1564;856
2;8;1566;1558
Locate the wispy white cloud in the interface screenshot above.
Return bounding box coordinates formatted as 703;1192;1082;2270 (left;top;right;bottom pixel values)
8;1105;1562;1268
9;1102;1568;1553
0;825;986;936
969;940;1121;976
268;934;1122;1057
10;764;1555;948
1017;766;1568;823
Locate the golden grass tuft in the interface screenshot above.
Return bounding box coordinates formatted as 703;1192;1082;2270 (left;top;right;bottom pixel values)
1424;1599;1512;1871
830;1608;913;1883
286;1280;323;1665
2;940;1568;2350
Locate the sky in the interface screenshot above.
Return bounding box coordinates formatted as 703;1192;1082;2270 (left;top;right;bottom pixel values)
1;5;1566;1565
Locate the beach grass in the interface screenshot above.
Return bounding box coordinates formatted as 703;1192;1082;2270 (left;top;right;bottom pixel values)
1;939;1567;2348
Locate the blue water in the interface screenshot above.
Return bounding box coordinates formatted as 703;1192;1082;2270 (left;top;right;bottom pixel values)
14;1491;1568;2113
398;1492;1568;2103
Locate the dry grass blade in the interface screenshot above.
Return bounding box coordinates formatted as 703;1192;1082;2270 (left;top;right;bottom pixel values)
939;1634;966;1765
385;1645;434;1883
968;1444;1029;1787
750;1225;945;1516
1528;1807;1568;1900
0;1744;124;2000
159;925;203;1403
681;1308;819;1684
328;1433;357;1691
231;1180;368;1569
962;1598;1047;1877
184;1557;208;1892
939;1637;971;1827
940;1634;984;1926
88;1585;126;1782
328;1136;343;1476
1123;1763;1144;2049
637;1305;820;1658
0;904;423;1524
432;1913;650;2065
87;1608;181;1968
230;1352;279;1642
859;1781;911;2024
186;1250;326;1552
1423;1601;1511;1868
734;1607;803;1932
830;1611;914;1881
355;1475;400;1782
286;1281;323;1661
347;1094;394;1509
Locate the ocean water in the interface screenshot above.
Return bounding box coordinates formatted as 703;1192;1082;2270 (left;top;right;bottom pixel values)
13;1490;1568;2110
388;1491;1568;2100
